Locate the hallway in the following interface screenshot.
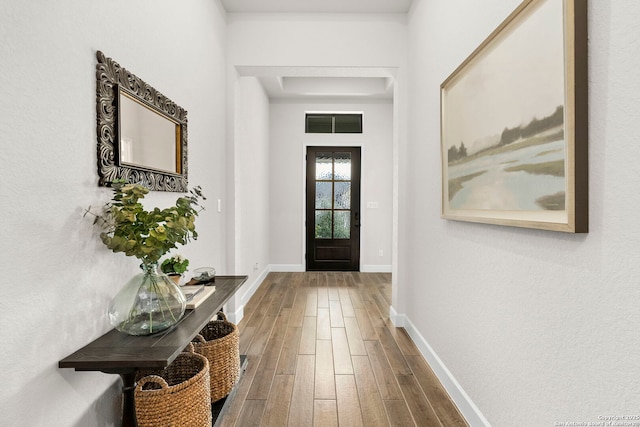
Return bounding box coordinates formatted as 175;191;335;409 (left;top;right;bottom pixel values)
219;272;468;426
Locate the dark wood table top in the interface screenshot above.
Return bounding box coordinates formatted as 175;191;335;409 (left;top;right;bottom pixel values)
59;275;247;373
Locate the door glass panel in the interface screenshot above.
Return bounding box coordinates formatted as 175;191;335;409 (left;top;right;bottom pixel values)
333;211;351;239
334;153;351;180
312;151;354;241
316;153;333;180
334;182;351;209
315;211;332;239
315;182;332;209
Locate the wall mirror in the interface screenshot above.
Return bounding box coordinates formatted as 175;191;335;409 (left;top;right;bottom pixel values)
96;51;188;192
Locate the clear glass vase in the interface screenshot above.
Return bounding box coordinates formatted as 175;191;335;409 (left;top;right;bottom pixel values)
108;262;187;335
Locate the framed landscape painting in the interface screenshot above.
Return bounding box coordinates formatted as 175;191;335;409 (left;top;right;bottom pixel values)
440;0;588;233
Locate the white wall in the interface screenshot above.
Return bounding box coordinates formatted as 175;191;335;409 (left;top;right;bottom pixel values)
400;0;640;425
269;101;394;272
226;13;407;67
0;1;227;425
226;75;271;321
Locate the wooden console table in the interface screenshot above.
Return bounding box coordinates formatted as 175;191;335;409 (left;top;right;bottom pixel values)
59;275;247;427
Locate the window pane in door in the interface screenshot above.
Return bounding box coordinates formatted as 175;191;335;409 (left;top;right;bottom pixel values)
333;211;351;239
334;182;351;209
316;153;333;180
315;211;332;239
334;153;351;180
315;182;332;209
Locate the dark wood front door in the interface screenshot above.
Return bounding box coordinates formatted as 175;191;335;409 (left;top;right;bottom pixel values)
306;146;361;271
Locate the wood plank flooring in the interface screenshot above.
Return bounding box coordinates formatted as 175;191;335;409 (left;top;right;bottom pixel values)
218;272;468;427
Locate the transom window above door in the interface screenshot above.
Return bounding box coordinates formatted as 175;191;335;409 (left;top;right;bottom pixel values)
305;113;363;134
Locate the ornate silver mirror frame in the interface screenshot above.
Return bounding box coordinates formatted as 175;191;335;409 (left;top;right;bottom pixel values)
96;50;188;192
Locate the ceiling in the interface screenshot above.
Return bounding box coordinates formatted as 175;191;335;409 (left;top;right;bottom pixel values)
237;66;397;101
222;0;411;100
220;0;413;14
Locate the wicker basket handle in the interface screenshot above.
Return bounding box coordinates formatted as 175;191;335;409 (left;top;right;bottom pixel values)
183;342;195;353
192;334;207;344
215;311;228;322
136;375;169;391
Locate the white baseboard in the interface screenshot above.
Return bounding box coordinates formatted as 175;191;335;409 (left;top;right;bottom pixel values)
226;304;244;325
269;264;392;273
361;264;392;273
390;306;492;427
389;305;404;327
269;264;305;272
240;267;270;305
226;267;271;324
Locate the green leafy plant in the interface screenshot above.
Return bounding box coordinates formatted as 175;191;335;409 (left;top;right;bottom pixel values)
85;182;205;266
160;254;189;275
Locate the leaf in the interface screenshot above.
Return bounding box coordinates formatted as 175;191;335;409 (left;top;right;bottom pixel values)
87;184;206;264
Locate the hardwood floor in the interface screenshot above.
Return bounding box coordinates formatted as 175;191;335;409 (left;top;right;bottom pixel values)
218;272;468;427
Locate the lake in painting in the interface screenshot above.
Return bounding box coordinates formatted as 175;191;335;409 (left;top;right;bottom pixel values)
447;128;566;211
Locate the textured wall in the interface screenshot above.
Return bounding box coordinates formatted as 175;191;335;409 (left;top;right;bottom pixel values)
402;0;640;425
0;1;227;425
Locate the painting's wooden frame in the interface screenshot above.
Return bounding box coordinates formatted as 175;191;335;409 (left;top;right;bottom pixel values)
440;0;587;233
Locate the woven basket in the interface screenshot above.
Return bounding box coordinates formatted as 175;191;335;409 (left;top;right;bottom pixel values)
192;311;240;402
134;349;212;427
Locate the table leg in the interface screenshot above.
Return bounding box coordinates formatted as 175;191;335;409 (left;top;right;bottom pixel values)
119;372;138;427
